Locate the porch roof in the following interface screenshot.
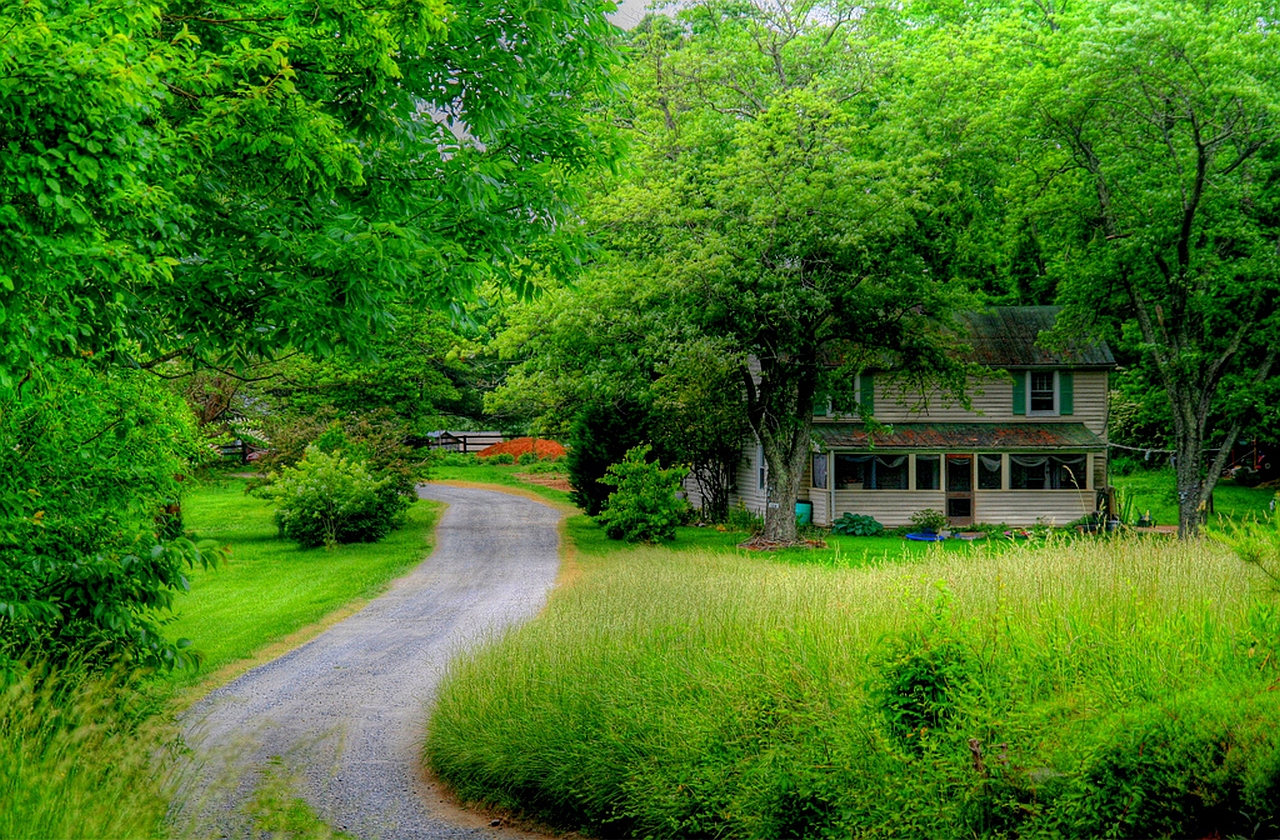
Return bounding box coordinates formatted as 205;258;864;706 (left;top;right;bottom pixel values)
812;422;1106;451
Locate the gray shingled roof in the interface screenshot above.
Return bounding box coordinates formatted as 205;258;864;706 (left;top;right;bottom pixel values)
813;422;1106;451
959;307;1115;369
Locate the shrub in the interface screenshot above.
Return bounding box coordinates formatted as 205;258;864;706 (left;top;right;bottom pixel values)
517;452;540;466
909;508;949;533
262;447;409;548
726;502;764;534
595;445;689;543
434;451;479;467
566;399;651;515
831;513;885;537
490;452;515;465
0;361;219;671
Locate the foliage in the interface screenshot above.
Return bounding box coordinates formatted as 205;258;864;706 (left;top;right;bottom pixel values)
0;362;219;670
831;513;885;537
0;0;621;378
1211;506;1280;589
261;447;409;548
0;661;176;839
428;532;1280;838
596;445;690;543
566;399;651;516
909;509;949;534
488;453;515;465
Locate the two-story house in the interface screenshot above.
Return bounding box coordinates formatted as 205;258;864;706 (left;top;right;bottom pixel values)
724;307;1116;529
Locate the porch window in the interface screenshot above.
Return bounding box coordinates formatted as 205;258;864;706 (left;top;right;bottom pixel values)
834;453;909;489
834;454;869;488
978;454;1003;490
1010;454;1088;489
915;455;941;490
812;453;828;489
873;455;909;489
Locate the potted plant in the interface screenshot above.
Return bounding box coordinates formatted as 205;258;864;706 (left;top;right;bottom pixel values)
910;508;949;536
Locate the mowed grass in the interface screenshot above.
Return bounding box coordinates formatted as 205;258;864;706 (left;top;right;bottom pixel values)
162;478;440;691
430;461;574;507
565;513;984;569
1113;467;1276;526
427;533;1280;839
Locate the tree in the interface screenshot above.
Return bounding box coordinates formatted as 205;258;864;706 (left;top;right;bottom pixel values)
0;0;621;377
0;0;621;665
487;272;750;520
0;363;216;669
1012;0;1280;536
581;1;972;543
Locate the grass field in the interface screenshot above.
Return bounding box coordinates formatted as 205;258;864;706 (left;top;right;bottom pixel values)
429;483;1280;838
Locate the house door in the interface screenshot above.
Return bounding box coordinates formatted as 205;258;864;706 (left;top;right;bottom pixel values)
945;454;974;527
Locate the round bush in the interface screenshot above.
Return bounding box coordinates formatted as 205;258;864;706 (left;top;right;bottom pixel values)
263;447;410;548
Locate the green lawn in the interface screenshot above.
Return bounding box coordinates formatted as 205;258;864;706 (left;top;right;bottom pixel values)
1112;467;1276;527
429;461;575;507
162;478;440;692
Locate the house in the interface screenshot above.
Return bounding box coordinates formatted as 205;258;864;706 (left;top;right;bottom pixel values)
722;307;1115;529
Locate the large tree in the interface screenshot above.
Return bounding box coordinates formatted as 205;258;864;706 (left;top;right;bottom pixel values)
0;0;621;377
0;0;621;665
577;1;972;543
1010;0;1280;537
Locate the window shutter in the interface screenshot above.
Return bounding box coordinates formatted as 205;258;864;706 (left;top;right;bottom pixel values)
860;373;875;415
1012;371;1026;415
1059;371;1074;415
814;393;828;417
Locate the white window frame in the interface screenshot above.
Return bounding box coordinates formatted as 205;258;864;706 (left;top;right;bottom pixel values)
1028;370;1059;416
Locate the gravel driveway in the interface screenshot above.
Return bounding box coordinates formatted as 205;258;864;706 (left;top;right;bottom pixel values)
180;484;563;839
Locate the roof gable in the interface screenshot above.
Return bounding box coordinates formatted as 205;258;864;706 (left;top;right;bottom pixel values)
960;307;1115;369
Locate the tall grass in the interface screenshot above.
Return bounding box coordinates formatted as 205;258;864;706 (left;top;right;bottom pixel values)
0;663;177;839
427;536;1280;838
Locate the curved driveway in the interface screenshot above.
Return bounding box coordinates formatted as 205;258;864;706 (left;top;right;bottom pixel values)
181;484;563;839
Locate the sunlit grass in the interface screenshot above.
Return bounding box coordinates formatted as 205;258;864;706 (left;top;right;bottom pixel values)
427;534;1280;837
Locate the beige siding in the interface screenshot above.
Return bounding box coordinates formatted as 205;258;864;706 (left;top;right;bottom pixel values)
974;490;1096;527
847;370;1110;437
734;440;768;518
831;491;947;528
822;489;1093;528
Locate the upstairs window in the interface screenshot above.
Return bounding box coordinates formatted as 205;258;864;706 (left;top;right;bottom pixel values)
1029;371;1056;414
1013;370;1074;416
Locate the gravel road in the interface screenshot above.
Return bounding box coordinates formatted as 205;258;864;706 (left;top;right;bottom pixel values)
179;484;563;839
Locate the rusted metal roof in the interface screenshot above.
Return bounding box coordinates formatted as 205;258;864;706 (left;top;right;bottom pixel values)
813;422;1106;451
958;307;1115;369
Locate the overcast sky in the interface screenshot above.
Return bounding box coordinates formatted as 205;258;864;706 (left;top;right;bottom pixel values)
608;0;651;29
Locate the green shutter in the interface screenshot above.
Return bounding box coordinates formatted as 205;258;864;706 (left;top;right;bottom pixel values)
814;392;828;417
1059;371;1074;415
1012;371;1026;415
860;373;875;415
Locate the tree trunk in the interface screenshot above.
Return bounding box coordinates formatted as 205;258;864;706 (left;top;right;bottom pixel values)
761;424;811;543
740;348;819;545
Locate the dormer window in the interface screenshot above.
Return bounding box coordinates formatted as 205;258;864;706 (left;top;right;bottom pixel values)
1029;371;1057;414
